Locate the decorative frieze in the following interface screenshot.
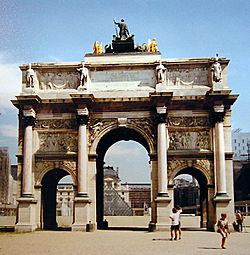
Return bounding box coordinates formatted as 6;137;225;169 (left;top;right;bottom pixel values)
168;116;211;127
38;132;78;152
35;119;77;129
169;130;210;150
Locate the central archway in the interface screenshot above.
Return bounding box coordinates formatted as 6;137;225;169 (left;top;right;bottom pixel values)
96;127;151;229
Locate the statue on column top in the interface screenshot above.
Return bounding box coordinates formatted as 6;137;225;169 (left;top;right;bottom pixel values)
211;54;222;83
26;64;35;88
77;62;89;90
156;61;167;84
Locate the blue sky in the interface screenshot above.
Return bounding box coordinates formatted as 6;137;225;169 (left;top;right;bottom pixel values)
0;0;249;182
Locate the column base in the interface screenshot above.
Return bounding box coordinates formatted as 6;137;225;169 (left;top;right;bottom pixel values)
15;223;37;233
155;195;172;231
72;196;92;232
15;197;37;233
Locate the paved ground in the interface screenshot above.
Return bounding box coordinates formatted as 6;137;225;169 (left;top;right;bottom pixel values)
0;229;249;255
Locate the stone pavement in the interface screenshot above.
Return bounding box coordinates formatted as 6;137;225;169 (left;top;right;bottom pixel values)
0;229;249;255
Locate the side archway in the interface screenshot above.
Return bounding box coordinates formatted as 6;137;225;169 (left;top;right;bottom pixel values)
41;168;72;230
171;167;209;229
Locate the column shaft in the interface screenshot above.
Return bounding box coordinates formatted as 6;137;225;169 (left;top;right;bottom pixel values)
78;124;88;196
215;121;227;194
157;122;168;196
22;124;33;196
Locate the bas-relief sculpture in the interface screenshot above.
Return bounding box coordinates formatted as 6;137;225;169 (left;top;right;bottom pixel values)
37;71;79;90
38;133;78;152
169;130;210;150
35;119;77;129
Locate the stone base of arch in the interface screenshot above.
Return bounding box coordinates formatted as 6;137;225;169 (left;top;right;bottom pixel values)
15;197;38;233
155;196;172;231
72;197;92;231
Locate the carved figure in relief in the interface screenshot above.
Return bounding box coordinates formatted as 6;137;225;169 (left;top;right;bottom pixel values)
26;64;35;87
156;61;166;84
211;55;222;82
77;62;89;88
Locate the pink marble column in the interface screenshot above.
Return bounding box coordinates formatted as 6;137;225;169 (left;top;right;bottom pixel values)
22;109;36;197
156;106;169;197
215;121;227;195
213;104;227;196
77;108;89;197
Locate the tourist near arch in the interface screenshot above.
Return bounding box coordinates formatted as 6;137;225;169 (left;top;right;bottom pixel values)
12;20;238;232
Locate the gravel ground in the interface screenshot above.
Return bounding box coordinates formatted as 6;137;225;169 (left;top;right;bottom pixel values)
0;229;249;255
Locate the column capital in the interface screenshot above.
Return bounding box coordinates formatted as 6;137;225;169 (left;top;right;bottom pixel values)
22;116;36;127
156;106;167;123
210;104;225;124
77;107;89;125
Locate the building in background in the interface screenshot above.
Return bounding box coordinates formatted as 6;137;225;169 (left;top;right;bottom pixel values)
232;129;250;211
232;129;250;160
56;183;74;216
103;166;150;216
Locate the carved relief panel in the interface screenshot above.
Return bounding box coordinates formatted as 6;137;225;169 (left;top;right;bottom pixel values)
36;71;79;90
166;67;209;87
38;132;78;152
169;130;210;150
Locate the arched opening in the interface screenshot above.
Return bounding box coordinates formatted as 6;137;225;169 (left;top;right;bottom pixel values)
96;127;150;229
174;167;208;229
41;168;73;230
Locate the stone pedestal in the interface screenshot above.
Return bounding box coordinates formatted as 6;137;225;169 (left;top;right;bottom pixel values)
213;196;233;231
15;197;37;233
155;196;172;231
72;197;92;231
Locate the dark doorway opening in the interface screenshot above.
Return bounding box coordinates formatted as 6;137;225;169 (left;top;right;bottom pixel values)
41;168;70;230
174;168;208;228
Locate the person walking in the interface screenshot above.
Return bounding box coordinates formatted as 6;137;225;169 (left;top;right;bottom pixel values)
216;213;230;249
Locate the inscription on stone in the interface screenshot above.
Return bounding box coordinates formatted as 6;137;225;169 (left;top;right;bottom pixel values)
90;70;156;87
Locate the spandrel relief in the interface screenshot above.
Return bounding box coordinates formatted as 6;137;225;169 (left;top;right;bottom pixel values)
128;118;156;138
37;71;79;90
169;130;210;150
89;119;117;145
38;133;77;152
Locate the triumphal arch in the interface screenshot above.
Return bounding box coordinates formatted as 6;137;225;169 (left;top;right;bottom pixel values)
12;25;238;232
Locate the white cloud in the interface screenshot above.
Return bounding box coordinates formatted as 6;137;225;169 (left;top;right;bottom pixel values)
0;53;21;113
0;124;18;138
106;143;143;157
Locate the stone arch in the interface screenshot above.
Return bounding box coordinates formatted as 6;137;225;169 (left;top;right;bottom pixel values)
168;159;213;186
89;121;156;156
35;161;77;186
